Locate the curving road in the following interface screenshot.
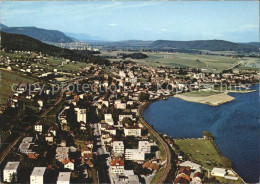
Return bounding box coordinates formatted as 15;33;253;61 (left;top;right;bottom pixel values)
138;102;172;184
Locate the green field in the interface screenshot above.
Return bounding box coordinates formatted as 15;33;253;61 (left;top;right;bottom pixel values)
0;69;36;104
175;139;229;169
99;51;257;73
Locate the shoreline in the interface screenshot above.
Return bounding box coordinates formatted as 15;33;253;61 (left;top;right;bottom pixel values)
174;89;256;106
141;98;248;183
173;137;246;183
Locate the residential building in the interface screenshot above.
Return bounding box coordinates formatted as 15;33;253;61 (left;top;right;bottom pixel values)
75;108;87;123
110;157;124;174
138;141;151;153
124;127;141;137
34;124;43;133
57;172;71;184
3;162;20;182
125;149;145;161
113;141;124;155
30;167;46;184
105;114;114;125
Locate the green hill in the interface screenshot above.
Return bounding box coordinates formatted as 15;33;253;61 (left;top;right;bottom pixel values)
1;24;74;43
0;31;109;65
149;40;259;52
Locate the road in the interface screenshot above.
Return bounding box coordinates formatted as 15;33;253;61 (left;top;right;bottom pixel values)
138;102;172;184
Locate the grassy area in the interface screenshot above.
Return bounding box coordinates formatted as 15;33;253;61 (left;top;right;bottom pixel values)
174;139;227;170
151;165;165;183
99;50;247;73
182;90;222;97
0;69;37;104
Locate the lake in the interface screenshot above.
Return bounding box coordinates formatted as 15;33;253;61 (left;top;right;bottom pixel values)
143;85;259;183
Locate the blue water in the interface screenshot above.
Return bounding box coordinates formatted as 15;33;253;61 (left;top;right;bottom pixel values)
143;85;259;183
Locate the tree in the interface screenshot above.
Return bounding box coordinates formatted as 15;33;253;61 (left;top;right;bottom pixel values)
122;117;133;127
203;131;214;140
138;92;149;102
221;156;232;168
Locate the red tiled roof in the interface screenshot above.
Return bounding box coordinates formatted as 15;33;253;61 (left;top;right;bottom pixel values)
110;157;124;166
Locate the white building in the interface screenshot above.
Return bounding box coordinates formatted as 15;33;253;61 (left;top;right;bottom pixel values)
34;124;43;133
119;71;126;78
3;162;20;182
115;103;126;109
104;114;114;126
30;167;46;184
118;115;133;122
56;147;69;162
64;161;74;171
18;137;35;155
37;100;43;110
138;141;151;153
57;172;71;184
124;127;141;137
125;149;145;161
113;141;124;155
211;167;226;177
75;108;87;123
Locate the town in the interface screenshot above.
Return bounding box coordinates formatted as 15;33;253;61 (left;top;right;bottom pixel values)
0;45;258;184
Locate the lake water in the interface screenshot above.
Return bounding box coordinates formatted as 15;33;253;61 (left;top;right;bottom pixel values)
143;85;259;183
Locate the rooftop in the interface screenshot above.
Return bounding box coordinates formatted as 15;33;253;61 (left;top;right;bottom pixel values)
4;162;20;171
31;167;46;176
57;172;71;181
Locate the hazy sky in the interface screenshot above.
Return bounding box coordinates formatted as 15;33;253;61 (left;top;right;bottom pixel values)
0;1;259;42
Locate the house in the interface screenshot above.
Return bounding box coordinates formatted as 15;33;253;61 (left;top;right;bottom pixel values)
110;157;124;174
115;103;126;109
37;100;43;110
57;172;71;184
125;149;145;161
56;147;69;162
81;146;93;160
75;108;87;123
104;114;114;126
3;162;20;182
124;127;141;137
30;167;46;184
34;124;43;133
113;141;124;155
63;159;75;171
118;115;134;122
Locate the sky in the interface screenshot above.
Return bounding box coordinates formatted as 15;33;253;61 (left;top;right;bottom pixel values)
0;1;259;42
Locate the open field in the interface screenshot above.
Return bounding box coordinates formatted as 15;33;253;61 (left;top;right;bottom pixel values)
175;139;243;183
175;139;226;169
99;50;257;73
0;69;36;104
181;90;222;97
175;92;234;106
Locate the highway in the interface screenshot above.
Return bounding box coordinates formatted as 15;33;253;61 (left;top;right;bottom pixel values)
138;102;172;184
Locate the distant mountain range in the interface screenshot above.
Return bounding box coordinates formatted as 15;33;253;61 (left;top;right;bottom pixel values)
0;31;109;65
0;24;74;43
0;24;259;53
149;40;259;52
65;32;105;41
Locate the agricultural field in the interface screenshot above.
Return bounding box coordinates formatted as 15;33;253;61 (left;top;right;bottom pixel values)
99;50;257;73
0;69;36;104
